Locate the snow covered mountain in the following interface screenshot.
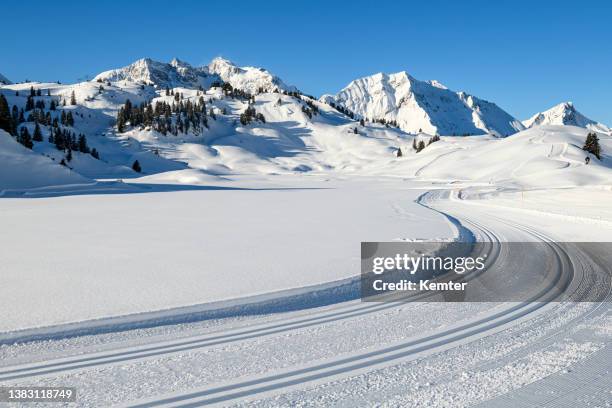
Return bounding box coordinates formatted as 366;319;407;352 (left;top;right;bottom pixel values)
523;102;610;134
93;57;297;95
321;72;524;137
0;73;11;85
93;58;217;89
208;57;297;94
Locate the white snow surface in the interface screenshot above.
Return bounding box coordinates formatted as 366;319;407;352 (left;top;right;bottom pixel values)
0;177;453;333
1;66;611;340
523;101;611;134
322;71;525;137
0;129;91;191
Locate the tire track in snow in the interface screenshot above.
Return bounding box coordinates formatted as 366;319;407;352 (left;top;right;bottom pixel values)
123;194;578;407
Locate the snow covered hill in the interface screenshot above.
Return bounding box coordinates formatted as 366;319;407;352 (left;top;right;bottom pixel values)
523;102;610;134
0;73;11;85
0;129;91;191
208;57;297;94
321;72;524;137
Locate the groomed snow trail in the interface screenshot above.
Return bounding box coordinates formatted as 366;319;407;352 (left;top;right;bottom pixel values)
0;187;609;407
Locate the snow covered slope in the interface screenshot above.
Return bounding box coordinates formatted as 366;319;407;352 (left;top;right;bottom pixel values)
208;57;297;94
321;72;524;137
407;125;612;189
93;58;217;89
0;130;91;191
523;102;610;134
0;73;11;85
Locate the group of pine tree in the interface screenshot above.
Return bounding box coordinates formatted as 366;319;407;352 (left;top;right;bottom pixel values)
116;82;274;134
116;95;210;136
0;87;99;164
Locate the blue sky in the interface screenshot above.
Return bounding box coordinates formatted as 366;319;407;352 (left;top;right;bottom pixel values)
4;0;611;124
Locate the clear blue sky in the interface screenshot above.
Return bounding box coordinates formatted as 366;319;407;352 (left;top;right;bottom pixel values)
3;0;611;124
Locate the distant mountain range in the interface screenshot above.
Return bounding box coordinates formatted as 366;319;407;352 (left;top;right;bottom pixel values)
90;57;608;136
93;57;296;95
0;56;610;193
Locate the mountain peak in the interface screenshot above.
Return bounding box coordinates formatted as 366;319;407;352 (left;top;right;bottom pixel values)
170;57;189;67
523;102;609;133
209;56;235;66
325;70;523;137
93;57;214;88
207;57;296;94
0;73;11;85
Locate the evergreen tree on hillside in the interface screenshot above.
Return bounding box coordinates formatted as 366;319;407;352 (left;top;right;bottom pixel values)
583;132;602;160
396;147;403;157
29;86;35;97
66;149;73;162
0;94;13;135
417;140;426;153
66;111;75;127
90;148;100;160
70;90;77;105
428;135;440;145
33;122;43;142
132;160;142;173
11;105;19;125
412;138;418;151
78;134;89;153
25;96;35;111
18;127;33;149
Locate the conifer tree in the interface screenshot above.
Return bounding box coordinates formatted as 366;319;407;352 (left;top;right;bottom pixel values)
417;140;426;152
396;147;403;157
70;90;77;105
78;134;88;153
33;122;43;142
0;94;13;135
132;160;142;173
66;111;75;127
583;132;602;160
18;127;33;149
